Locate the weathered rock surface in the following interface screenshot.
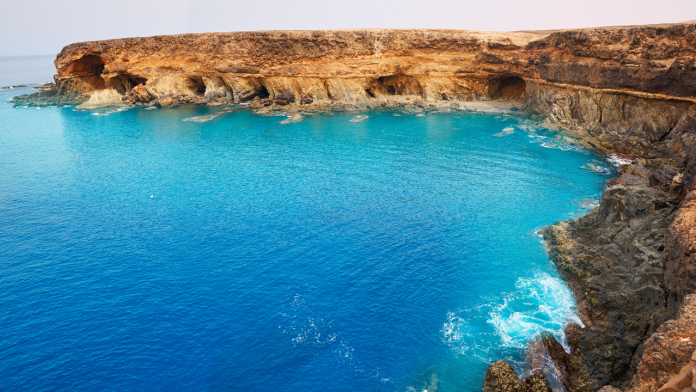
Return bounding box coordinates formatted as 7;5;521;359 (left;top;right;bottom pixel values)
664;194;696;313
12;26;696;152
484;361;554;392
485;361;526;392
544;185;680;389
628;295;696;392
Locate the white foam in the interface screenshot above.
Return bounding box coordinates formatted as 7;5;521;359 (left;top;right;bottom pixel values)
90;107;131;116
578;198;600;209
183;112;223;122
442;272;581;360
606;153;633;166
489;273;581;349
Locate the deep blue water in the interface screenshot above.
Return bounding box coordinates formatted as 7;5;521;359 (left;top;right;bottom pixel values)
1;58;612;391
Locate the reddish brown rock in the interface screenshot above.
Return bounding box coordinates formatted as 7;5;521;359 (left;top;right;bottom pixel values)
664;194;696;313
629;295;696;392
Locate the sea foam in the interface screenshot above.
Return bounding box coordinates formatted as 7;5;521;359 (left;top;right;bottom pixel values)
443;272;580;359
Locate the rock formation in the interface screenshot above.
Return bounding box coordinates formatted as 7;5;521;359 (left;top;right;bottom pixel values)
11;23;696;392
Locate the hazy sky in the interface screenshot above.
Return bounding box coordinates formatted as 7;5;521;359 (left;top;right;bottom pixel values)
2;0;695;56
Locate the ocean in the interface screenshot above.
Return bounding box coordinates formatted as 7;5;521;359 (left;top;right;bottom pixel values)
0;56;611;391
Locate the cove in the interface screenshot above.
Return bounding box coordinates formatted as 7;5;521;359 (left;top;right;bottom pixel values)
0;93;613;391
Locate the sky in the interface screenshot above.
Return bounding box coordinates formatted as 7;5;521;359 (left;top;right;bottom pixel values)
2;0;696;56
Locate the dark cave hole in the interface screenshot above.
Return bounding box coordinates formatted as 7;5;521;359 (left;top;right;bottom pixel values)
189;77;207;96
64;55;105;77
490;76;526;100
255;85;270;99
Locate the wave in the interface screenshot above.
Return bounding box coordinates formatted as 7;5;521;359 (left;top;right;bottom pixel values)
442;272;581;361
581;162;613;174
577;198;600;210
606;153;633;166
90;107;131;116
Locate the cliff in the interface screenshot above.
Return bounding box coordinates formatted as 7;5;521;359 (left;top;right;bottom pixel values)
12;24;696;392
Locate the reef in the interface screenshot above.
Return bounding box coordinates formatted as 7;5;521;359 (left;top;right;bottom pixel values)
13;23;696;392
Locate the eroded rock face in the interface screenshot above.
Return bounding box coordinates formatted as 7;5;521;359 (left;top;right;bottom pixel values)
484;361;526;392
13;26;696;129
544;186;680;389
484;361;555;392
629;295;696;392
663;194;696;314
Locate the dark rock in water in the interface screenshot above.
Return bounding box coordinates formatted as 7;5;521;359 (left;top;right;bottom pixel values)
544;185;680;390
33;82;55;90
2;84;27;89
484;361;555;392
523;371;552;392
650;165;680;193
628;295;696;392
538;332;572;390
484;361;525;392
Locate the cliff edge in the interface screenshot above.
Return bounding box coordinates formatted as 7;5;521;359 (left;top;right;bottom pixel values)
12;24;696;392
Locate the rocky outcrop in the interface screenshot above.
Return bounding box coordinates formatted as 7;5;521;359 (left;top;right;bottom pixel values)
485;361;527;392
484;361;552;392
627;295;696;392
664;194;696;313
544;185;681;390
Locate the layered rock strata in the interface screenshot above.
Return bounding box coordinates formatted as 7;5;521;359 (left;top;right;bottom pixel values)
12;24;696;392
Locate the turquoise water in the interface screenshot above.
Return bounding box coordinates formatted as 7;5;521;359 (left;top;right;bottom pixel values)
1;59;612;391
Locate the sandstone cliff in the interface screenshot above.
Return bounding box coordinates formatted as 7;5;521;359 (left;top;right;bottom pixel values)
12;24;696;392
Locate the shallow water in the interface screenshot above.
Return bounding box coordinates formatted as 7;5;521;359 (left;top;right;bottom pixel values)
1;59;613;391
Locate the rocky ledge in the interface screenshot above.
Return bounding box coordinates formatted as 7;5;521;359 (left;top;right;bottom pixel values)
12;24;696;392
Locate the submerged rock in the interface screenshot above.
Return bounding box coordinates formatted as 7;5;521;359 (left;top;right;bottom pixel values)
349;115;369;122
281;113;303;124
494;127;515;137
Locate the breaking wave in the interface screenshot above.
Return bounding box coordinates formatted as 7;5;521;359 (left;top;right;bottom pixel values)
442;272;581;360
606;153;633;166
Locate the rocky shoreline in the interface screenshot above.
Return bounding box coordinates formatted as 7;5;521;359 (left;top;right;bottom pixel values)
12;23;696;392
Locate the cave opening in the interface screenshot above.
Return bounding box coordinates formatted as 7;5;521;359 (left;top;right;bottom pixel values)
489;76;526;101
108;74;148;94
63;55;105;77
188;77;207;96
255;85;270;99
